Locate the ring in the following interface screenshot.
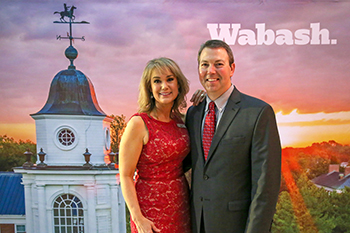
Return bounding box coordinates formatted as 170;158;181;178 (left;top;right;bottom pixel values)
201;93;204;97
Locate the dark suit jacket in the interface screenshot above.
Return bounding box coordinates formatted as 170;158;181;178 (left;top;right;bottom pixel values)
184;87;281;233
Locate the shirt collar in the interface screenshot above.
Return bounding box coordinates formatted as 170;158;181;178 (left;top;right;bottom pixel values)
205;84;234;112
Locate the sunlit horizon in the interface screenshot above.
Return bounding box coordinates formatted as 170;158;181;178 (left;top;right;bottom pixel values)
276;109;350;148
2;109;350;149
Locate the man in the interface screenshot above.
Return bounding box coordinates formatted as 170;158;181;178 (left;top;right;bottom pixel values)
185;39;281;233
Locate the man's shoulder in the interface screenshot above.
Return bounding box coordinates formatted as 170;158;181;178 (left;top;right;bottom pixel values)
185;102;204;126
237;91;270;108
187;102;205;115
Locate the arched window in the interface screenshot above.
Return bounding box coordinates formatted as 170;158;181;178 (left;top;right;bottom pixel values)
53;194;84;233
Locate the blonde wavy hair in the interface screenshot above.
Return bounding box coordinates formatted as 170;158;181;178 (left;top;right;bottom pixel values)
138;57;189;117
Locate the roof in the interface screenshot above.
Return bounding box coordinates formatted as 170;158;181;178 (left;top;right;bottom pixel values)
0;172;25;215
31;69;106;116
312;171;350;190
339;178;350;190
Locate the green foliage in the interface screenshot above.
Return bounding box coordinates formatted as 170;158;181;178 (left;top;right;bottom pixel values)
310;141;350;164
273;141;350;233
110;114;127;153
0;135;36;171
272;191;299;233
299;154;329;180
297;174;336;233
328;187;350;233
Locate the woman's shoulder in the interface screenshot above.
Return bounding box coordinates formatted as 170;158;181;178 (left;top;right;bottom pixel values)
127;114;144;128
129;112;154;130
122;113;148;146
130;112;149;121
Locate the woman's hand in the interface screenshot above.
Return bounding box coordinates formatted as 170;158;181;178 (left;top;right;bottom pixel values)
190;89;206;106
134;216;161;233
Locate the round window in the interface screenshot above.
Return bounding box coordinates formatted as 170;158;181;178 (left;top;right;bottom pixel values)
54;126;78;150
58;129;75;146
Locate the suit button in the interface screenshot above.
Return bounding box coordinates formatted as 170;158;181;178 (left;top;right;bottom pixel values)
200;197;204;201
204;175;209;180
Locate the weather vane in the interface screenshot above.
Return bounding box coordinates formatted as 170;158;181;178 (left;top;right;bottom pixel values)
54;3;90;69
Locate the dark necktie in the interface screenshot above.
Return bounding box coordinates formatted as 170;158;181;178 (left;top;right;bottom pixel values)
202;101;216;160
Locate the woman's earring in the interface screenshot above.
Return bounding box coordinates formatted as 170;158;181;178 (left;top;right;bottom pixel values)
151;93;154;99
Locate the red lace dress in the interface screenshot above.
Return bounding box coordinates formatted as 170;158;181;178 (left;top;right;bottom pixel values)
130;113;191;233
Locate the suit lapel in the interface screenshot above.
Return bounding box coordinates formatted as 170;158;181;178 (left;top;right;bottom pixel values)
193;101;206;165
205;88;241;164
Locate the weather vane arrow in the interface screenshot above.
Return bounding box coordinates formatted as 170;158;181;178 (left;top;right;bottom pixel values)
54;3;90;45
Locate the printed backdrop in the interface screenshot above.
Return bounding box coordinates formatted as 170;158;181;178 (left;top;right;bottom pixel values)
0;0;349;148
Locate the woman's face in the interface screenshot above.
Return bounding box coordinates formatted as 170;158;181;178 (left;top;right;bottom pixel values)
150;68;179;107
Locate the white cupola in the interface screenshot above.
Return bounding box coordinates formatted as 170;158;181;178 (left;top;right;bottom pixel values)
14;5;125;233
30;66;112;166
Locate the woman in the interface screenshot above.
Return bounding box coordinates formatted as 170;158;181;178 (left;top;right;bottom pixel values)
119;57;194;233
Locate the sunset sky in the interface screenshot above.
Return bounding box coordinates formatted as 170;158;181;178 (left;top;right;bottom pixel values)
1;0;349;148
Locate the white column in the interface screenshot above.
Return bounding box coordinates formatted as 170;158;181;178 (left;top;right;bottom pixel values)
110;184;119;233
85;184;96;233
37;184;47;233
118;186;127;233
22;179;33;233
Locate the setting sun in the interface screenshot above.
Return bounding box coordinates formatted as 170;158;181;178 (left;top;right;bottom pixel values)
276;109;350;148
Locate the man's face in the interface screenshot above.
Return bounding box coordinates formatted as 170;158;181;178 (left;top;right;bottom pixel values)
198;47;235;100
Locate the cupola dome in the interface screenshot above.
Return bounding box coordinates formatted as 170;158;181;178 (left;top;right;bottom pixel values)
32;69;106;116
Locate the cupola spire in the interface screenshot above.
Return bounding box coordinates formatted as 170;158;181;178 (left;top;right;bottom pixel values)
54;3;89;69
32;4;105;116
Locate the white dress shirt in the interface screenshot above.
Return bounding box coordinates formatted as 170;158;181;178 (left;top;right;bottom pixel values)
201;84;234;135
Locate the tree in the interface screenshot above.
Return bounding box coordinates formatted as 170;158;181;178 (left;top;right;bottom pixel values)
0;135;36;171
109;115;129;232
110;114;127;154
272;191;299;233
329;187;350;233
297;174;336;232
298;155;330;180
274;142;350;233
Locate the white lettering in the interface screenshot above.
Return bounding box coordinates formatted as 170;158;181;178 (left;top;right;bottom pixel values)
295;29;310;45
207;23;337;46
256;23;275;45
276;29;294;45
310;23;330;45
238;29;256;45
207;23;240;45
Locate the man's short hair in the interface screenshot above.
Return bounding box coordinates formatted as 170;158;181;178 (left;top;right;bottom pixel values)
197;40;234;66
